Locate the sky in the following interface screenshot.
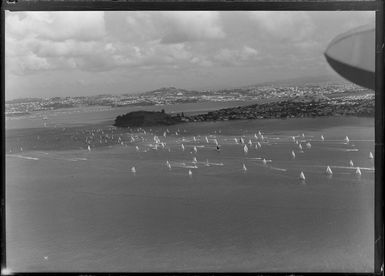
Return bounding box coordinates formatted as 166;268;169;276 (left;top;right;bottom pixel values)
5;11;374;100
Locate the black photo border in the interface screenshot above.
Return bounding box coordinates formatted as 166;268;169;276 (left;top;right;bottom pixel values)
1;1;383;275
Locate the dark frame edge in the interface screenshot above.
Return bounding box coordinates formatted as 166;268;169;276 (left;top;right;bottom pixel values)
374;0;384;275
2;0;379;11
1;5;6;275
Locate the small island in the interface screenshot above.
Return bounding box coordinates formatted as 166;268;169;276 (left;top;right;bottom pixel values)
114;110;183;127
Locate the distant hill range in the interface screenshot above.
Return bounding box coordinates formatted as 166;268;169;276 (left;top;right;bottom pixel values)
139;87;202;97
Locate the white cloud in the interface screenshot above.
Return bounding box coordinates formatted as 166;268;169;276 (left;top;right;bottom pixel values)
214;46;259;66
6;11;106;41
159;11;226;44
4;10;375;99
247;11;315;42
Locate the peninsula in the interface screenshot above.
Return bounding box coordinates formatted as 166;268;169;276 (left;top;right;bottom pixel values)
114;94;374;127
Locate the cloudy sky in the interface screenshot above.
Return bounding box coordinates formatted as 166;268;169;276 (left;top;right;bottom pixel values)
5;11;374;100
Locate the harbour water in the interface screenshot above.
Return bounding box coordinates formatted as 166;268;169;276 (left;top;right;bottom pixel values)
5;106;375;272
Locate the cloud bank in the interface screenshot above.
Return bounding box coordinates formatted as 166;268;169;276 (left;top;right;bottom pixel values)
5;11;374;99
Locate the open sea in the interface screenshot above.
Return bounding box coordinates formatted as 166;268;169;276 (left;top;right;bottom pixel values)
5;103;375;272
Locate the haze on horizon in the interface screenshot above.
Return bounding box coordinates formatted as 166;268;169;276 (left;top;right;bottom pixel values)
5;11;374;100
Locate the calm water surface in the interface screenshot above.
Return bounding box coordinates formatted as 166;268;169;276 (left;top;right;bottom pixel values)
5;107;375;272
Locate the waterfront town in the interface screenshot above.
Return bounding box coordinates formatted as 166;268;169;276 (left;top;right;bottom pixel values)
6;81;373;120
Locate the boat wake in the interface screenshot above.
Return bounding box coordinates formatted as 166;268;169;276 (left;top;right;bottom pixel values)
9;155;39;160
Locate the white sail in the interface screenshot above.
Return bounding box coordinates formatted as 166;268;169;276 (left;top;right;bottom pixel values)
131;166;136;174
240;137;245;144
291;150;296;159
192;157;197;164
298;144;303;150
355;167;362;176
188;169;192;177
87;145;91;151
262;158;267;165
242;163;247;171
193;146;198;153
243;145;249;154
369;152;374;159
321;135;325;141
257;142;262;148
299;171;306;180
349;160;354;167
248;140;252;146
344;136;350;143
181;144;185;151
326;166;333;175
234;138;239;144
205;136;209;143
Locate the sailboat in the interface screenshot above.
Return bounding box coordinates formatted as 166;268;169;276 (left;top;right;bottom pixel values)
242;163;247;172
192;157;197;164
291;150;296;159
257;142;262;148
243;145;249;154
326;166;333;175
262;158;267;165
166;160;171;170
298;144;303;150
181;144;185;151
321;135;325;141
299;171;306;180
248;140;252;146
188;169;192;177
344;136;350;144
193;146;198;153
349;160;354;167
131;166;136;174
355;167;362;176
205;136;209;143
369;152;374;159
87;145;91;151
306;142;312;149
